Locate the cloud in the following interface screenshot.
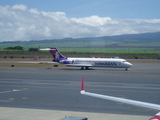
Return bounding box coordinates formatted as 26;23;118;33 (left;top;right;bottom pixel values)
0;4;160;42
12;4;27;11
71;16;118;26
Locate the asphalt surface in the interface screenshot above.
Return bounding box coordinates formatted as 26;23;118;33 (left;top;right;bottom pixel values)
0;63;160;120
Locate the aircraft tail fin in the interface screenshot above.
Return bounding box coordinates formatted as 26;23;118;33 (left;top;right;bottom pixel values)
40;47;65;62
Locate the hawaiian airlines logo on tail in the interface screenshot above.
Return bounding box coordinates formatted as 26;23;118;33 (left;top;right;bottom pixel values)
49;48;65;62
40;47;65;62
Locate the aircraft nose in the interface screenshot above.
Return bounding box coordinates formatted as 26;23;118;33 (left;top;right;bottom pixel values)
127;62;132;68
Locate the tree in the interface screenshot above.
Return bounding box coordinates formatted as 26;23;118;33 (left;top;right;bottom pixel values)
5;47;14;50
28;48;39;52
4;46;23;50
14;46;23;50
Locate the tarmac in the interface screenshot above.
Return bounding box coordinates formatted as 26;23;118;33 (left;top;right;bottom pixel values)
0;59;160;120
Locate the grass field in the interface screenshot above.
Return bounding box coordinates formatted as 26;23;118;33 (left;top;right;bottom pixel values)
0;40;160;59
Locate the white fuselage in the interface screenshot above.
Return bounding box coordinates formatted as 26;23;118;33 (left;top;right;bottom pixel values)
40;48;133;70
59;57;132;69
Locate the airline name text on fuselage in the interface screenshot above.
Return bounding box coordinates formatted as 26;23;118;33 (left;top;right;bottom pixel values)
95;62;117;66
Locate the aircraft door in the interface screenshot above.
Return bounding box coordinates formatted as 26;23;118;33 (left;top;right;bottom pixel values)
72;60;74;64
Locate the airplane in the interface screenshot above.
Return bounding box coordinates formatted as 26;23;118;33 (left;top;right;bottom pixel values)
80;77;160;120
40;47;132;70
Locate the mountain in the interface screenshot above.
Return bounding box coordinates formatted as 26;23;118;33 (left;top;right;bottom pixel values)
2;31;160;44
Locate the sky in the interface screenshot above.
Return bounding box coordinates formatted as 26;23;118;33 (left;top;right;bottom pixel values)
0;0;160;42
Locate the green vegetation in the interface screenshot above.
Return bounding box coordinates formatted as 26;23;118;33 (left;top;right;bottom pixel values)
5;46;23;50
1;41;160;53
3;46;39;52
0;39;160;59
0;49;159;59
28;48;39;52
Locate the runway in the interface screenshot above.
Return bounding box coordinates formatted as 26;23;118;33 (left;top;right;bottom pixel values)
0;62;160;120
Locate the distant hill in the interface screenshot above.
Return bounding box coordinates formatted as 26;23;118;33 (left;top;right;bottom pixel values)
1;31;160;51
2;31;160;44
100;31;160;42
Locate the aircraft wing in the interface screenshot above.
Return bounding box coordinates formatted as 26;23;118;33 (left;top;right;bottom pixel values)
66;64;93;67
80;77;160;111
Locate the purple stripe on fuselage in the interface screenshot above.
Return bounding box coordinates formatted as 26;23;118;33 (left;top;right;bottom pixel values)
63;61;70;64
58;58;70;64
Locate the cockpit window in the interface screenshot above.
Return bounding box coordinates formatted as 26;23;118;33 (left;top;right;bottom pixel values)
122;61;127;62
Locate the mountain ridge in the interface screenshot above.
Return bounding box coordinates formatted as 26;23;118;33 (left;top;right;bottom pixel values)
2;31;160;43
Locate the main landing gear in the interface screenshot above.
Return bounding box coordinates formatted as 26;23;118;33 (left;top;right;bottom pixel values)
81;67;89;70
125;68;128;71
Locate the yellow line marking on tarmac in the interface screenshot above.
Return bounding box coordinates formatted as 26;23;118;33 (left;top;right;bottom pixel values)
13;89;21;92
0;90;12;94
0;89;22;94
